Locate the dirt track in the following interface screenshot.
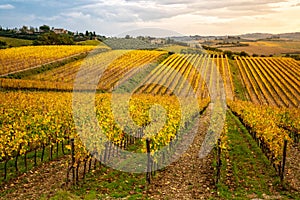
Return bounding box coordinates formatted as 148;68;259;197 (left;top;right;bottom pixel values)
147;105;215;199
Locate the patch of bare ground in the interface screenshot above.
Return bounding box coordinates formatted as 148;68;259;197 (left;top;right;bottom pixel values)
147;105;216;200
0;157;68;200
285;142;300;192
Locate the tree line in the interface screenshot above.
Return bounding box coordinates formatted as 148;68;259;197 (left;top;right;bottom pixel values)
0;25;105;46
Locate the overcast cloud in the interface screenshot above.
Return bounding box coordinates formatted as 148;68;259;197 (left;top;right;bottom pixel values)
0;0;299;36
0;4;15;9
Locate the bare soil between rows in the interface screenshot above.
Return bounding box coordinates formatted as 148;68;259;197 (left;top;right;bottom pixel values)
147;105;215;199
0;157;67;200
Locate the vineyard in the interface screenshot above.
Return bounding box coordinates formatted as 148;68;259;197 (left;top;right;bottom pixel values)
0;91;209;180
0;45;99;76
0;50;167;91
235;56;300;107
0;45;300;199
136;53;234;100
228;101;293;169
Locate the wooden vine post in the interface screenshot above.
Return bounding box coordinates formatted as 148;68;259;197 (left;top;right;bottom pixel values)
71;138;75;185
280;139;288;182
216;138;222;185
146;138;152;184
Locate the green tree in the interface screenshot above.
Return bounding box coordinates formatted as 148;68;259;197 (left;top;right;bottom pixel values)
240;51;249;57
29;26;35;33
39;25;50;32
34;32;74;45
20;25;28;33
224;50;233;59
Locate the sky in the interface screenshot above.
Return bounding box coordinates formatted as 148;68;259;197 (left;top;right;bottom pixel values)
0;0;299;37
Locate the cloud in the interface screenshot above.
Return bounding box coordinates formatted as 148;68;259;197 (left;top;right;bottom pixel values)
64;0;292;24
0;0;299;36
124;0;287;11
0;4;15;9
68;1;189;23
43;0;300;35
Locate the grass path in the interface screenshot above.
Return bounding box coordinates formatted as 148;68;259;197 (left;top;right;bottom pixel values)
218;110;300;199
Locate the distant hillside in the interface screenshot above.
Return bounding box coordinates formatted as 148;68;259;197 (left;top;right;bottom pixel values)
103;38;157;50
239;32;300;40
278;32;300;40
